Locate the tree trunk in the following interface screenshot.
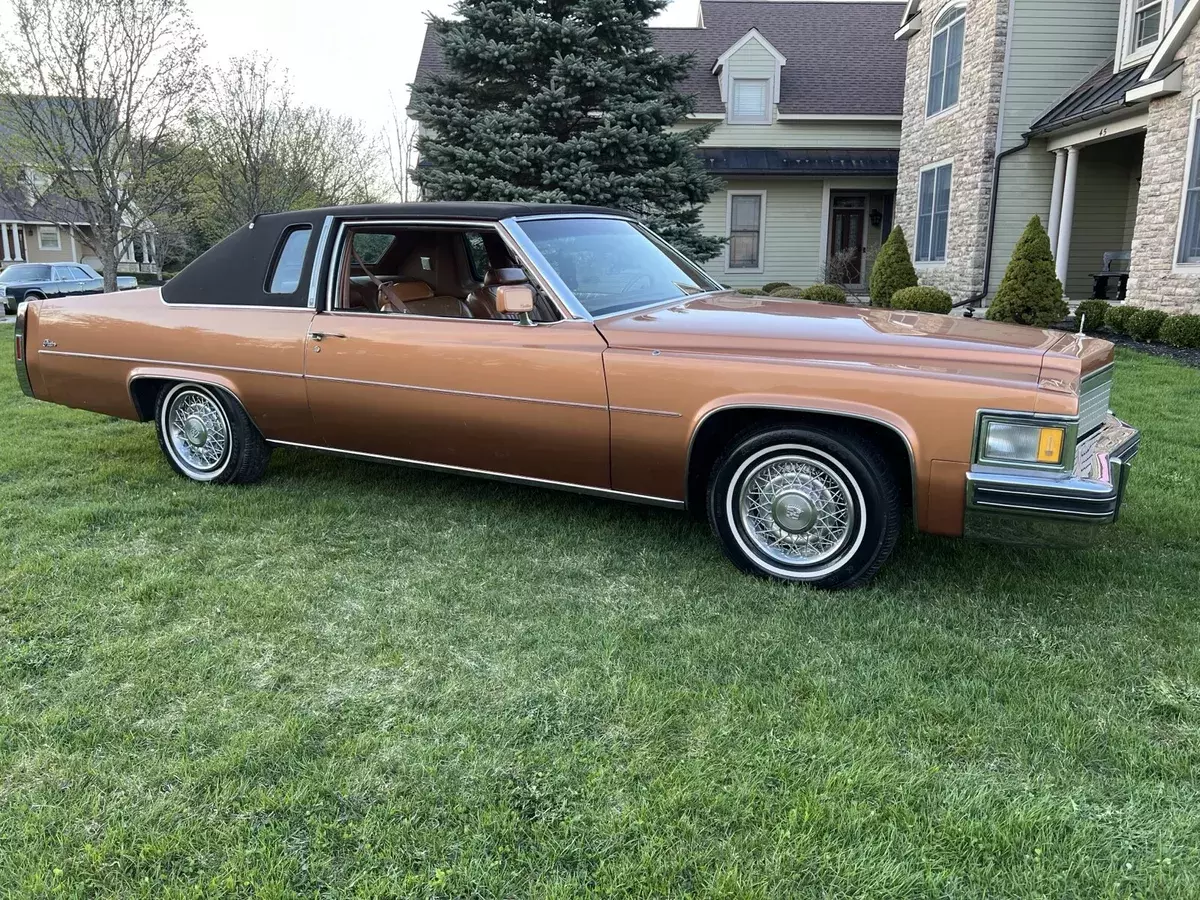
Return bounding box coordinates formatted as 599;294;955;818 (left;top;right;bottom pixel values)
101;247;120;294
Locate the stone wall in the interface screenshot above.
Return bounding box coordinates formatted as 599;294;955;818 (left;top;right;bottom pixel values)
1126;26;1200;313
895;0;1009;302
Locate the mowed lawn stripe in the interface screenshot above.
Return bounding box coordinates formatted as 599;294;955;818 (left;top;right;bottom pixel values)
1;332;1198;898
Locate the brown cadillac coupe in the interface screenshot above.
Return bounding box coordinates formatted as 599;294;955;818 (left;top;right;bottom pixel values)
13;203;1140;588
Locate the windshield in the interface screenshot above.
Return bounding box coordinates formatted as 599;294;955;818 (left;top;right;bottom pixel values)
517;218;721;317
0;264;51;283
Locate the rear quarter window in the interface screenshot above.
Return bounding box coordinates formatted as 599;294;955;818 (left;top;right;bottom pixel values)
267;226;313;295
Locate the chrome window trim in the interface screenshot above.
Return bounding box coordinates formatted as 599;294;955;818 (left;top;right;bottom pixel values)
157;302;316;312
504;214;724;322
307;215;334;309
970;409;1079;474
323;218;576;322
267;439;685;510
683;403;921;515
14;301;33;397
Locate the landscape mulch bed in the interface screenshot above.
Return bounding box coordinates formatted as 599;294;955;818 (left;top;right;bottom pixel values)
1104;333;1200;369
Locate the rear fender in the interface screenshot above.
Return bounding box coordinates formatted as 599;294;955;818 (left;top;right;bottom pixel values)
127;368;249;423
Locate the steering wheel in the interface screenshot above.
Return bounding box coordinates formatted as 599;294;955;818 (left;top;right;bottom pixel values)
622;272;653;293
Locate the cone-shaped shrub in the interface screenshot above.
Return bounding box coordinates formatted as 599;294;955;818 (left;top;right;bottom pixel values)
986;217;1068;327
869;226;917;307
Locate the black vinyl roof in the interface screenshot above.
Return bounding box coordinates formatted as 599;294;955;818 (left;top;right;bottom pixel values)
254;201;633;227
1027;59;1180;136
698;148;899;176
414;1;906;117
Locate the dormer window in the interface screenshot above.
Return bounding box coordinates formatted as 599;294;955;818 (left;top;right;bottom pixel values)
730;79;771;124
926;5;965;118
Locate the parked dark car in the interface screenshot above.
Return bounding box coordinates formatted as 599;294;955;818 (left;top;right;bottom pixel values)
1;263;137;314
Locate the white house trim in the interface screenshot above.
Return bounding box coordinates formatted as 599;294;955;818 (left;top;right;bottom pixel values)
1045;109;1149;150
724;189;768;276
713;29;787;104
777;114;904;122
1126;65;1184;101
1144;0;1200;81
1171;94;1200;272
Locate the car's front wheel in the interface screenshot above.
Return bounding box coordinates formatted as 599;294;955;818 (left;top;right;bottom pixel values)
707;425;902;590
154;382;271;484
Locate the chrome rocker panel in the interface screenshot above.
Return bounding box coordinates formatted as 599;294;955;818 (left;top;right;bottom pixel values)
964;415;1140;544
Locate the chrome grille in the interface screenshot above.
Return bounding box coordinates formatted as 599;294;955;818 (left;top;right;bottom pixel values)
1078;366;1113;438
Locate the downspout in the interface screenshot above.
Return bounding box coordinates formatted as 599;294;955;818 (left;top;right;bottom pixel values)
963;0;1019;317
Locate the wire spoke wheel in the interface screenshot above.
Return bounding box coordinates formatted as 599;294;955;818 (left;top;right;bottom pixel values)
165;388;230;476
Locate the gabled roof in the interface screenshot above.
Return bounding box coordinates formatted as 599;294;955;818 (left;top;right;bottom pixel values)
414;1;907;118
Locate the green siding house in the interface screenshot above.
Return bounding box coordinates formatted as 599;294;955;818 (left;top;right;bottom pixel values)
895;0;1200;314
414;1;908;293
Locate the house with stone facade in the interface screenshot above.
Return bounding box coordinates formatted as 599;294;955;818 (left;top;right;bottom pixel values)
414;0;908;292
894;0;1200;314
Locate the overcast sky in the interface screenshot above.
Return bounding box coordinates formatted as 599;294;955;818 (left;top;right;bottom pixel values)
187;0;701;139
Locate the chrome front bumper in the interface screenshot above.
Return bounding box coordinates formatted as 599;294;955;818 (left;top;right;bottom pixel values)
964;415;1140;543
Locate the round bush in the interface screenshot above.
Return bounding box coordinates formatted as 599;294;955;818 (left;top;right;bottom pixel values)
797;284;847;304
1073;299;1110;333
736;287;763;296
1105;304;1136;334
1127;308;1169;342
761;282;791;294
1159;313;1200;348
889;286;953;314
769;287;809;300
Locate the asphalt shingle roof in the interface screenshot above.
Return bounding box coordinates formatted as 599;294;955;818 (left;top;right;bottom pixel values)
414;0;907;118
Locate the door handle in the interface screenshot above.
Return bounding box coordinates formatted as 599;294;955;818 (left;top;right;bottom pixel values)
310;332;346;342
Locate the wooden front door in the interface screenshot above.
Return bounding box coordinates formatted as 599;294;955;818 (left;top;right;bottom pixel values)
829;196;867;285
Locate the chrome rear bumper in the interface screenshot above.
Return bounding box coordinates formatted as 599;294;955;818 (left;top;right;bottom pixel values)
964;415;1139;543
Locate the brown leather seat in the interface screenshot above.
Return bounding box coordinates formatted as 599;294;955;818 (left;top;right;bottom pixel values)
467;267;529;321
374;279;473;318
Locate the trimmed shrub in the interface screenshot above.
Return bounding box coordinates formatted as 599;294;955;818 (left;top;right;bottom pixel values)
736;287;763;296
1160;313;1200;348
869;226;918;307
762;282;791;294
769;287;810;300
1127;308;1169;342
890;286;953;314
1105;304;1136;334
986;216;1068;327
1073;299;1110;333
797;284;848;304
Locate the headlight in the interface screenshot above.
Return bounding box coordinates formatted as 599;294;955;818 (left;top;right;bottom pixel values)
983;421;1066;465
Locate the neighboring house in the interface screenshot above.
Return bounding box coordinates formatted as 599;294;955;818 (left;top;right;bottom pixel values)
413;1;908;291
895;0;1200;313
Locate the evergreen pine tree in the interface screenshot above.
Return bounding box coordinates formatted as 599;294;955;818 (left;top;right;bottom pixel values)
986;217;1068;327
410;0;724;260
869;226;918;307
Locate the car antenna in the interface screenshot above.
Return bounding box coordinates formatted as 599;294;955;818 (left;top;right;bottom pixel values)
248;214;261;231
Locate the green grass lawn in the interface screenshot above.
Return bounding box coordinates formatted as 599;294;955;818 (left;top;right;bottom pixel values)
1;331;1199;899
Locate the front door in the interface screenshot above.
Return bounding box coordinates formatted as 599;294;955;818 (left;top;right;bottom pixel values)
829;196;866;285
302;314;612;489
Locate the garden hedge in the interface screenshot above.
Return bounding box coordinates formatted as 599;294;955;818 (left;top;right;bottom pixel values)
1105;304;1136;334
1073;299;1110;333
761;282;791;294
1127;308;1169;342
889;286;953;314
797;284;848;304
1160;313;1200;349
769;287;809;300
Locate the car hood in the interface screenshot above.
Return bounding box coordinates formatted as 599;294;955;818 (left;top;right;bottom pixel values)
595;293;1113;393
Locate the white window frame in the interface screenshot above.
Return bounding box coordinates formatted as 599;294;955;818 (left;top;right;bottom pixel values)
1172;94;1200;272
728;78;773;125
725;190;767;275
925;3;966;120
1117;0;1173;70
915;159;954;266
38;225;61;251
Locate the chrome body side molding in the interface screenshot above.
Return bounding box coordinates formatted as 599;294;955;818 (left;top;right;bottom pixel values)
268;439;686;509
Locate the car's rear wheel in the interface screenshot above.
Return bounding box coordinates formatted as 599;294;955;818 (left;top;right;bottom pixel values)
707;425;901;590
154;382;271;484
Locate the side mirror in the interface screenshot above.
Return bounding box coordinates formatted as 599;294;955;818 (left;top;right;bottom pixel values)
494;284;536;326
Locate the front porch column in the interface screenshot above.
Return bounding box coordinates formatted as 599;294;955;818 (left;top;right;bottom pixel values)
149;233;157;266
143;232;152;264
1055;147;1080;288
1047;149;1068;257
12;224;24;261
1;223;11;261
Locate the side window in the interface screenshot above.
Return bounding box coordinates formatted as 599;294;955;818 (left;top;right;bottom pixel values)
351;233;394;267
267;226;312;295
464;232;491;280
70;266;91;280
52;266;72;281
927;6;965;118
